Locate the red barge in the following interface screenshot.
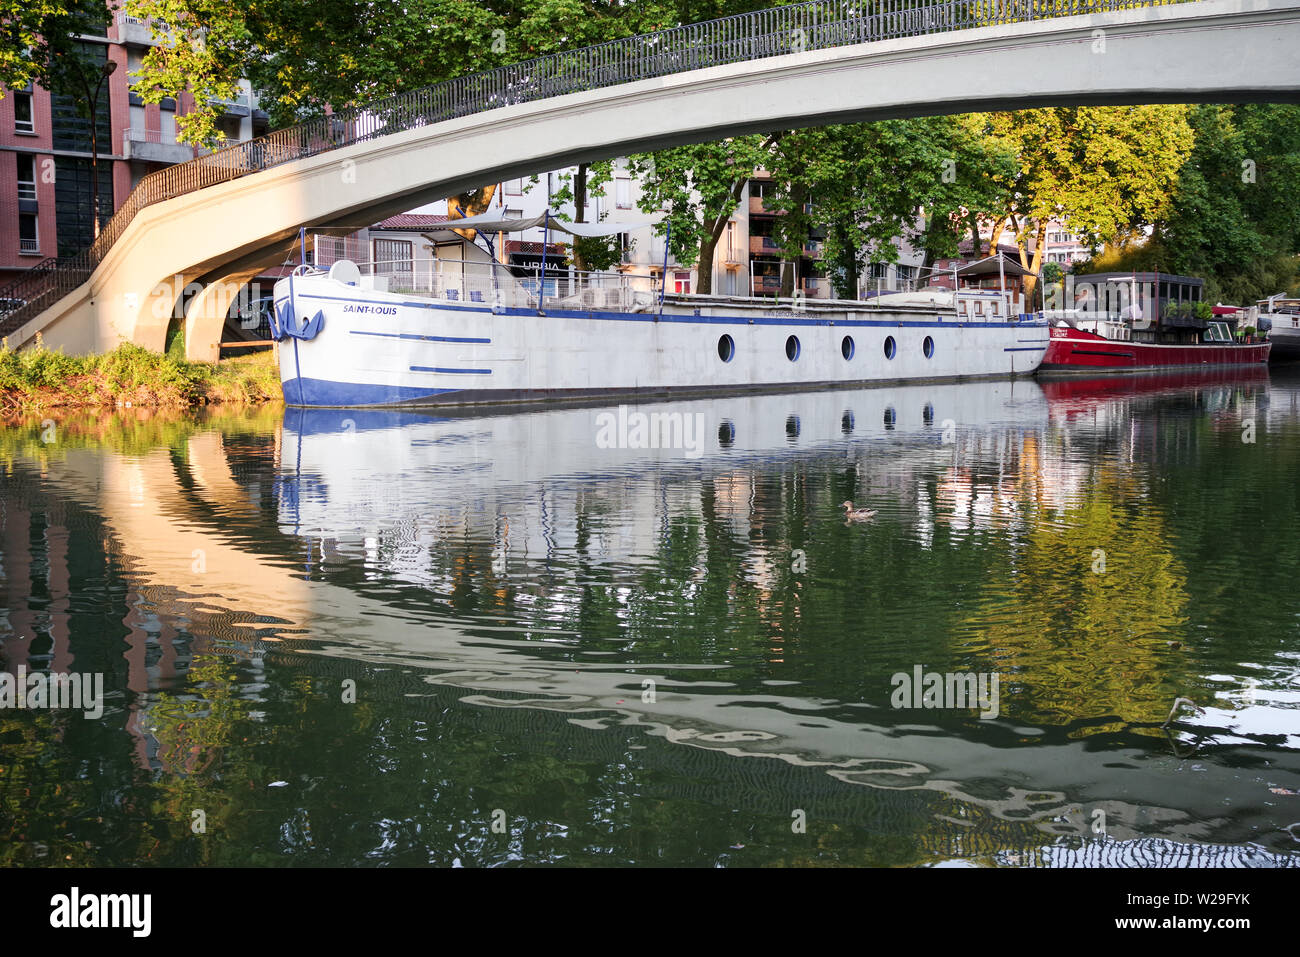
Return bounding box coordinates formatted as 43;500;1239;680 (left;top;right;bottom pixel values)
1039;271;1270;373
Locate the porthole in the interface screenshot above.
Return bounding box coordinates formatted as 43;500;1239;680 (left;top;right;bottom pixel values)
718;420;736;448
883;336;896;360
786;334;801;361
923;403;934;425
786;414;801;441
841;335;855;360
884;406;897;430
718;333;735;362
841;411;855;434
923;335;935;359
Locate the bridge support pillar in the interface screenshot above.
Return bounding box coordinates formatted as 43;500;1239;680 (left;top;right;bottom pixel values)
183;269;266;363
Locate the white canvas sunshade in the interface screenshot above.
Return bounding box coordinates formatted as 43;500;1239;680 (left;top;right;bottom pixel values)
437;208;656;237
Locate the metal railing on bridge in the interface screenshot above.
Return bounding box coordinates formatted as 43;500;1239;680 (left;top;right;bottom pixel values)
0;0;1185;341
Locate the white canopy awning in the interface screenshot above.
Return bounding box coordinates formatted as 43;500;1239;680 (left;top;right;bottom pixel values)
436;208;656;238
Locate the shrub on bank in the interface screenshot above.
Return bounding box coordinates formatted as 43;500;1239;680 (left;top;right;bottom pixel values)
0;337;280;411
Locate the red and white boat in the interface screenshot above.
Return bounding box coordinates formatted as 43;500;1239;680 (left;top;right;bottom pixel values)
1039;271;1270;373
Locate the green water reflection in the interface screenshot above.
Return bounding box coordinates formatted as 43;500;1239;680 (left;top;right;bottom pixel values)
2;372;1299;866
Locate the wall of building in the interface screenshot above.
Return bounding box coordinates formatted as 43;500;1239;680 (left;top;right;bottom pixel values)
1;3;267;288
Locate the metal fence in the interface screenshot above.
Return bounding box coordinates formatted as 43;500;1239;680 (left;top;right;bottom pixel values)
348;257;661;311
0;0;1183;340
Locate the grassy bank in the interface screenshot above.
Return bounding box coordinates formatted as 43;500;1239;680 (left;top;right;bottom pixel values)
0;339;281;412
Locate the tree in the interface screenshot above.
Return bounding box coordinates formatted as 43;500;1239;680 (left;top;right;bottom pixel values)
627;136;777;295
968;106;1195;302
119;0;770;244
1151;104;1300;302
762;117;1017;298
549;160;627;272
1;2;119;239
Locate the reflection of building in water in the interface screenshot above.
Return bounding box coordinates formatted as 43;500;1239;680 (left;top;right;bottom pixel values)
5;381;1300;866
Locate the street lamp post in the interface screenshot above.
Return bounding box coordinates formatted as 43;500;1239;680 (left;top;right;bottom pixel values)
84;58;118;240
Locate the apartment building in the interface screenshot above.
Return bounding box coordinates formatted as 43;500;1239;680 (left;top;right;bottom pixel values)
1041;220;1090;268
1;3;268;286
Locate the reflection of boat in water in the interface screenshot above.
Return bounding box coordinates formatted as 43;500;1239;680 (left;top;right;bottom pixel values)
277;379;1050;540
271;210;1048;408
12;380;1298;865
265;381;1300;864
1037;365;1270;406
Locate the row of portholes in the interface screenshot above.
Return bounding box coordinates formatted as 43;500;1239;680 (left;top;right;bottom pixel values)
717;402;938;447
716;334;935;363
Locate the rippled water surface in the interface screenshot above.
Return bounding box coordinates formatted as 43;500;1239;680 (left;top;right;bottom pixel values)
3;368;1300;866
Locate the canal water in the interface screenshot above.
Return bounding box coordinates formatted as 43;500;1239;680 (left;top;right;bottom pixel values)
2;368;1299;867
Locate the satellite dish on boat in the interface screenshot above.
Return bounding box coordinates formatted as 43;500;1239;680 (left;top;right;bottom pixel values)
328;260;362;286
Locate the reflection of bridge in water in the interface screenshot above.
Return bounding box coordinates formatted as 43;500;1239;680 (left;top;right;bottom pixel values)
3;377;1299;865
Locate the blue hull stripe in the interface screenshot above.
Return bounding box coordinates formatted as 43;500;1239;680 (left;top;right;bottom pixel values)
282;376;459;407
286;408;457;435
410;365;492;375
1004;346;1046;352
352;330;491;344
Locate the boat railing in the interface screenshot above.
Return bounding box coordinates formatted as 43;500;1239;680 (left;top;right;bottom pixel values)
350;257;664;311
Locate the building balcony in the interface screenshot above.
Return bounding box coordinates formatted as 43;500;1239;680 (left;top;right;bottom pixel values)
114;12;168;46
122;128;195;165
749;196;777;216
212;92;253;117
752;275;781;295
750;235;780;256
196;137;244;156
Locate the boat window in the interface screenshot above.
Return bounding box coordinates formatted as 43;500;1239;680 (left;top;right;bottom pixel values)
883;336;896;360
785;335;801;361
841;335;855;360
718;334;735;362
923;336;934;359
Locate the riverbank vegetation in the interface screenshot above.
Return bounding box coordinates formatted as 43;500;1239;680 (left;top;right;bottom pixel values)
0;339;280;413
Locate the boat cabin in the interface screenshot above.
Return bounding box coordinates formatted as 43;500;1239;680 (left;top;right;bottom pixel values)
1071;272;1210;344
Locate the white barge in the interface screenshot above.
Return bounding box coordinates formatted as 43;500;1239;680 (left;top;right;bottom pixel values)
271;211;1049;408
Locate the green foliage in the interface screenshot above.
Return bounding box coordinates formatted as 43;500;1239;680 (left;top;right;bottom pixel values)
1154;104;1300;302
0;341;279;410
627;136;775;292
761;117;1017;297
120;0;773;146
0;0;108;93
